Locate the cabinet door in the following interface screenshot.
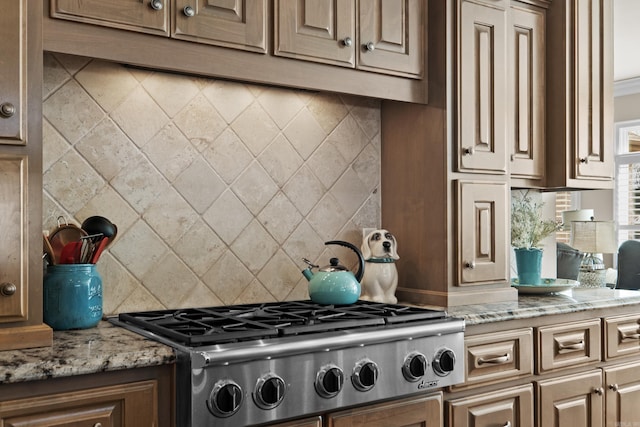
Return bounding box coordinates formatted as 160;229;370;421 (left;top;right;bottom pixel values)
275;0;355;67
327;393;442;427
457;181;509;286
604;361;640;427
457;1;508;173
0;380;158;426
574;0;613;180
509;4;545;180
0;0;25;143
0;157;27;323
357;0;424;78
174;0;267;52
50;0;169;36
269;416;322;427
448;384;534;427
537;370;603;427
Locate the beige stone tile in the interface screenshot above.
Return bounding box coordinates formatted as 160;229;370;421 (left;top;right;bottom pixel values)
203;190;253;245
52;53;91;75
349;97;381;139
307;92;349;134
110;219;168;280
307;139;348;188
143;252;199;307
328;114;369;163
234;279;277;304
257;192;302;244
141;71;201;118
110;153;170;214
352;195;381;231
258;87;306;129
43;149;105;214
282;166;326;216
257;134;303;187
75;117;139;180
331;168;369;218
307;193;349;241
177;281;223;309
76;60;140;112
42;119;71;172
352;143;380;192
111;86;169;147
285;279;311;301
114;284;165;312
231;103;279;155
43;79;105;144
43;53;71;100
203;128;253;184
283;108;327;160
174;219;226;277
202;80;254;123
231;162;279;215
143;123;199;182
231;220;279;274
142;187;199;246
42;193;71;233
96;253;137;315
174;158;225;214
202;251;253;305
173;93;227;151
282;220;325;268
74;185;138;235
257;250;299;301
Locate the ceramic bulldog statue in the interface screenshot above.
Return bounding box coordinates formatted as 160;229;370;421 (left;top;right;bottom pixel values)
360;229;399;304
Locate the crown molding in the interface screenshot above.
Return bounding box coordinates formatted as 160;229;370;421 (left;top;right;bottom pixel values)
614;77;640;97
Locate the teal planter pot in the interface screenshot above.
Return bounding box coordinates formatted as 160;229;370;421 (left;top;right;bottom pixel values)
514;248;543;285
43;264;103;330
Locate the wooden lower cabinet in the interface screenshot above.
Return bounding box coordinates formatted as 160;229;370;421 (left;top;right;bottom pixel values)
448;384;534;427
0;380;158;427
604;361;640;427
269;416;322;427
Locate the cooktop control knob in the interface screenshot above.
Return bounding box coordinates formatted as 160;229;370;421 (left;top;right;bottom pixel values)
208;379;244;417
352;359;379;391
402;351;428;382
315;364;344;398
254;373;286;409
433;348;456;376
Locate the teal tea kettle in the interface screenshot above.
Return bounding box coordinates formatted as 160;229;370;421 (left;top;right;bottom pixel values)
302;240;365;305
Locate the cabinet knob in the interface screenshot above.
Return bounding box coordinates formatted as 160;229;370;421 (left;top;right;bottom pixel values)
464;261;475;269
593;387;604;396
579;157;589;164
463;147;474;156
342;37;353;47
609;383;619;392
183;5;195;17
93;423;103;427
0;102;16;118
150;0;163;10
0;283;16;297
364;42;375;52
503;422;512;427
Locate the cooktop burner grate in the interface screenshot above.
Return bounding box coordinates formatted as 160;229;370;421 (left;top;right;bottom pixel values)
117;300;447;346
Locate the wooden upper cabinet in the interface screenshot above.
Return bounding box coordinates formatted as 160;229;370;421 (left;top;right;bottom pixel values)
546;0;613;189
173;0;268;52
457;0;508;174
274;0;356;67
509;3;545;182
50;0;170;36
275;0;423;77
0;0;25;143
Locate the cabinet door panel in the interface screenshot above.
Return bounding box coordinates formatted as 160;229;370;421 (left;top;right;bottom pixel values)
0;0;25;142
275;0;355;67
173;0;267;52
458;1;508;173
448;384;534;427
51;0;169;36
457;181;508;286
0;157;27;323
605;361;640;427
358;0;423;78
537;370;603;427
509;4;545;180
537;319;601;374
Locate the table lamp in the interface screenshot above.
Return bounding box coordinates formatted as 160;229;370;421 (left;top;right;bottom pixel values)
570;220;617;288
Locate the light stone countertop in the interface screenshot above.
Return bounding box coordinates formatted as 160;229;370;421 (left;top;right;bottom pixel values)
447;288;640;325
0;321;175;385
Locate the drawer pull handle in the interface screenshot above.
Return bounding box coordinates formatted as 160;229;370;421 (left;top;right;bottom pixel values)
557;340;584;351
620;330;640;341
477;354;511;365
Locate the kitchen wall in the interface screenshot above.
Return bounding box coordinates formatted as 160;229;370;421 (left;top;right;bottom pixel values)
42;53;381;314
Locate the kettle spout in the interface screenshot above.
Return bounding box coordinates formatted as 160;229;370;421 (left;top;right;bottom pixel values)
302;267;314;282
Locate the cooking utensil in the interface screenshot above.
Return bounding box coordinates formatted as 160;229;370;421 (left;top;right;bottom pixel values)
49;217;87;264
81;216;117;239
90;237;110;263
43;234;55;265
59;241;83;264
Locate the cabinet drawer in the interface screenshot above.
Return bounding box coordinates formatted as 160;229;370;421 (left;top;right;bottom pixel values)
537;319;601;373
448;384;534;427
604;314;640;360
453;328;533;390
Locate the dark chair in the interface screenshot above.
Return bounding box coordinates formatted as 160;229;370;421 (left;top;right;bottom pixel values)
557;242;582;281
617;240;640;290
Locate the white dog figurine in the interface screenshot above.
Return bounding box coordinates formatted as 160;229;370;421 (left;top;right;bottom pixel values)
360;229;399;304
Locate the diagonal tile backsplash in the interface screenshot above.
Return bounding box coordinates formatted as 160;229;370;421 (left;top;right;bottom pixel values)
42;53;381;314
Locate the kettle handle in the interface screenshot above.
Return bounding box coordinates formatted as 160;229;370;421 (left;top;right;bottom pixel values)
325;240;365;282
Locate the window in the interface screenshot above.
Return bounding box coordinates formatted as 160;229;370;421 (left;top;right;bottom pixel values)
614;121;640;246
555;191;574;244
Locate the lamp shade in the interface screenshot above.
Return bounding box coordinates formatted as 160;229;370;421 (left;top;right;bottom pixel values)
570;221;617;254
561;209;594;230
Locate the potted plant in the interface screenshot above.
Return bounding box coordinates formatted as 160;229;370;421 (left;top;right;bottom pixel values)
511;192;561;284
